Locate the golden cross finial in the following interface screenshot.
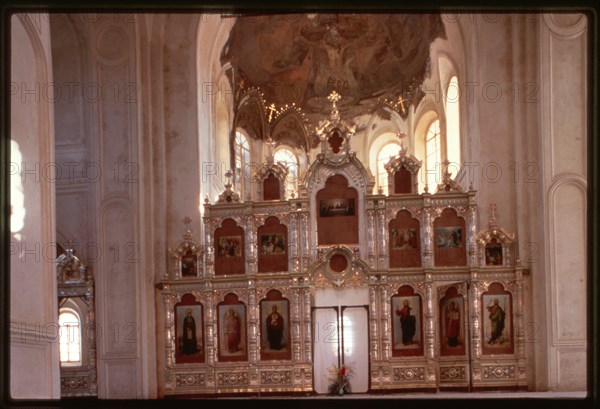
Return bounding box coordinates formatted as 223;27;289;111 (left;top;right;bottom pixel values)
267;103;278;123
183;216;192;226
327;90;341;120
397;95;406;115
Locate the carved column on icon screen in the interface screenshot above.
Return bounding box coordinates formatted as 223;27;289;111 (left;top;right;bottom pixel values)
206;294;216;367
376;203;388;269
367;207;376;268
369;285;379;361
163;293;176;367
515;278;526;361
303;289;312;362
380;284;391;360
467;202;478;267
422;205;433;268
300;213;310;272
244;216;257;274
471;282;483;360
424;282;435;360
289;213;299;273
291;290;301;362
203;218;214;276
248;289;258;363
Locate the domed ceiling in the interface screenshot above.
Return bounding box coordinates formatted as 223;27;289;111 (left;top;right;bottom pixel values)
221;14;446;129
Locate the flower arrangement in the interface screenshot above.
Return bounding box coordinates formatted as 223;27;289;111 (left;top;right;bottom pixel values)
325;363;354;395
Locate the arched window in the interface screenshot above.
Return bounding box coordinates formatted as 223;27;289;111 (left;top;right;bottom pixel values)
446;76;461;167
274;148;298;199
425;119;441;191
234;130;251;199
58;308;82;366
376;143;400;195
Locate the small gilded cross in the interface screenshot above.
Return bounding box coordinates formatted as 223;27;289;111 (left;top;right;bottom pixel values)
327;90;341;112
397;95;406;115
267;103;278;123
183;216;192;226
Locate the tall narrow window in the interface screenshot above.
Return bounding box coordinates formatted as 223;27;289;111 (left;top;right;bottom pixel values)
446;76;461;167
59;309;82;366
377;143;400;195
234;130;251;199
274;148;298;199
425;120;441;191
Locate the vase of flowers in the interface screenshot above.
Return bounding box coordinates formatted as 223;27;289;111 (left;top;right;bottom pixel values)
326;363;354;396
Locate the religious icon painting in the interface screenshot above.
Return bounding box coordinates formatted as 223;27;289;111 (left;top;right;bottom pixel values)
181;249;197;277
435;227;463;248
174;294;204;364
218;236;242;257
259;290;291;361
391;228;418;250
319;198;355;217
439;291;466;357
260;234;286;256
485;239;503;266
391;286;423;357
217;294;247;362
481;283;514;355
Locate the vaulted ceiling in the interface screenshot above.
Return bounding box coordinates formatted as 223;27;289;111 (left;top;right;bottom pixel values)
221;14;446;127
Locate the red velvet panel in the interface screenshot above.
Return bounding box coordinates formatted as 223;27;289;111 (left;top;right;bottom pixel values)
433;208;467;267
316;174;359;245
257;216;288;273
214;218;245;275
393;166;412;194
263;172;281;201
389;210;421;268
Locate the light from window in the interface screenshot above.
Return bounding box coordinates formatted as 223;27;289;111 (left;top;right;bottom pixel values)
234;131;251;199
376;143;400;195
425;120;441;190
446;76;461;168
274;148;298;199
59;310;82;366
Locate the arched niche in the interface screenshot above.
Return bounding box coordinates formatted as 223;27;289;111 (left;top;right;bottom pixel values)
316;175;358;245
263;172;282;201
391;285;424;357
433;208;467;267
389;210;421;268
257;216;288;273
214;218;245;275
174;293;204;364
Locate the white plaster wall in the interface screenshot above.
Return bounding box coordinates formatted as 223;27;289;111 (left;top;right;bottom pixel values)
10;13;61;399
540;14;588;391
